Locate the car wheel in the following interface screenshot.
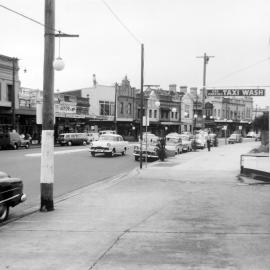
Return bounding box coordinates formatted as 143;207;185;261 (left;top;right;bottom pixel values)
135;156;139;161
67;141;72;146
25;143;30;149
122;148;127;156
83;140;87;146
0;204;9;222
91;152;95;157
13;143;18;150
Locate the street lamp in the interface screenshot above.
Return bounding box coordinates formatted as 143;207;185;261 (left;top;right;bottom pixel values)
193;113;198;134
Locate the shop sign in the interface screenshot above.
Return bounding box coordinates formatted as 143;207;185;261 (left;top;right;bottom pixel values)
207;89;265;96
55;102;76;114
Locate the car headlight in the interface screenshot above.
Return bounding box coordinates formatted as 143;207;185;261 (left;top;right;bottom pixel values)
89;142;93;147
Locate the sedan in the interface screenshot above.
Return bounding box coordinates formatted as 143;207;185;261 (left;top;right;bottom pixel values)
89;134;129;157
0;171;26;222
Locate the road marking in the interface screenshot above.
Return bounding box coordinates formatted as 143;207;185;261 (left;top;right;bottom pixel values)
25;148;88;157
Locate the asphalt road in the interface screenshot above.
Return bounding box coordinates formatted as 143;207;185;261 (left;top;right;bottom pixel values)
0;144;138;220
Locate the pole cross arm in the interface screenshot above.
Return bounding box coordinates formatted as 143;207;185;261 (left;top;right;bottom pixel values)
54;33;79;38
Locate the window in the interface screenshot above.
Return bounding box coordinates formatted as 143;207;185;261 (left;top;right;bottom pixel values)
127;103;131;114
120;102;124;114
213;109;216;117
175;112;178;119
7;84;12;102
99;100;115;116
184;105;190;118
0;82;1;100
154;110;157;118
171;111;174;118
149;109;152;118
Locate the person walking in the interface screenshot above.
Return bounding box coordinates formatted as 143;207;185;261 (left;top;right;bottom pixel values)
206;132;211;151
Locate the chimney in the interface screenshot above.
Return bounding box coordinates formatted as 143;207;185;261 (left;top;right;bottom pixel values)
169;84;177;92
190;87;198;96
92;74;97;87
179;86;187;95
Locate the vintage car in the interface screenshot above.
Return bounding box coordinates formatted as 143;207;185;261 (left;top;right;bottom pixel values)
228;133;242;144
209;133;218;147
133;135;160;161
165;133;184;154
179;134;193;152
89;134;128;157
0;131;31;150
0;171;26;222
57;133;89;146
195;134;206;149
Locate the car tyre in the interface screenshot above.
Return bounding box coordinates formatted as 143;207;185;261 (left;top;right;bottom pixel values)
122;148;127;156
135;156;139;161
67;141;72;146
13;143;18;150
83;140;87;146
91;152;95;157
25;143;30;149
0;204;9;222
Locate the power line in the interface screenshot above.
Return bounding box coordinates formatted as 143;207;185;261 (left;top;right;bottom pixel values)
211;57;270;84
0;3;60;33
101;0;142;45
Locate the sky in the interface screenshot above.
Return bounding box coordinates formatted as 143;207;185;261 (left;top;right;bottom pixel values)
1;0;270;107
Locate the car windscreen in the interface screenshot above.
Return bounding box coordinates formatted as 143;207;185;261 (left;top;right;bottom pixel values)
99;135;118;141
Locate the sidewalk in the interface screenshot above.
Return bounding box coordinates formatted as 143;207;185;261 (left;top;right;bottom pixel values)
1;141;270;269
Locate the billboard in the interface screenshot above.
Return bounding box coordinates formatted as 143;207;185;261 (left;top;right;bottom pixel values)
207;89;265;96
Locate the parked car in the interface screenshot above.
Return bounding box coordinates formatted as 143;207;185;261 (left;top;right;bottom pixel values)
0;171;26;222
57;133;88;146
89;134;128;157
179;134;193;152
228;133;243;144
133;135;160;161
209;133;218;147
246;131;256;138
165;133;184;154
0;131;31;150
195;134;206;149
99;130;117;136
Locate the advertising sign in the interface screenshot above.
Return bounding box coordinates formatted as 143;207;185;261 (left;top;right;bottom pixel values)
207;89;265;97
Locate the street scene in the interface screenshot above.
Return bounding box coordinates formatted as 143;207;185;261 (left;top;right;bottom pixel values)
0;0;270;269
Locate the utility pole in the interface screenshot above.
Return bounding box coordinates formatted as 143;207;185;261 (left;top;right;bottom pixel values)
139;43;144;169
114;83;118;133
12;58;17;131
40;0;55;212
197;53;214;129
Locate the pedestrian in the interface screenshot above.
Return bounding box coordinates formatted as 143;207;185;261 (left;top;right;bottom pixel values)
206;132;211;151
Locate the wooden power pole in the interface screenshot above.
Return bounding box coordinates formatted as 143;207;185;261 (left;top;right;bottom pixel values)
40;0;55;212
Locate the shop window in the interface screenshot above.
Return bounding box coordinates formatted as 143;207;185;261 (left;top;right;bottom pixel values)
99;100;114;116
0;82;1;100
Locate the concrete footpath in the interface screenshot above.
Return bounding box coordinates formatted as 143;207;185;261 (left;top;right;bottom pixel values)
1;141;270;270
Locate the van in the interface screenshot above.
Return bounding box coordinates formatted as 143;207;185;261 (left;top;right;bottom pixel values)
0;131;30;150
57;133;88;146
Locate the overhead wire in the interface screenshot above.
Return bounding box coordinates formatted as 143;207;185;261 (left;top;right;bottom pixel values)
101;0;142;45
211;57;270;84
0;3;61;33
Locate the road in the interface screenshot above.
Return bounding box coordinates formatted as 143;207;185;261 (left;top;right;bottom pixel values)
0;144;138;220
0;138;256;221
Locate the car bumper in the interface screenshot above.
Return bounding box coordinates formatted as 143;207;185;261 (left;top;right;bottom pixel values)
89;148;111;154
133;153;158;159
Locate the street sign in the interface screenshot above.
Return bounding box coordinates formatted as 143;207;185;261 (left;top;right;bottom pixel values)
207;89;265;96
143;116;149;126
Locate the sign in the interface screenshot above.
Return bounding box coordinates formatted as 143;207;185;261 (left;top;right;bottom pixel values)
207;89;265;96
239;126;242;130
143;116;149;126
223;125;227;130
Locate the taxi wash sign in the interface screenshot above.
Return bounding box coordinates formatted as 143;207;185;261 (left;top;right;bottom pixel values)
207;88;265;96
